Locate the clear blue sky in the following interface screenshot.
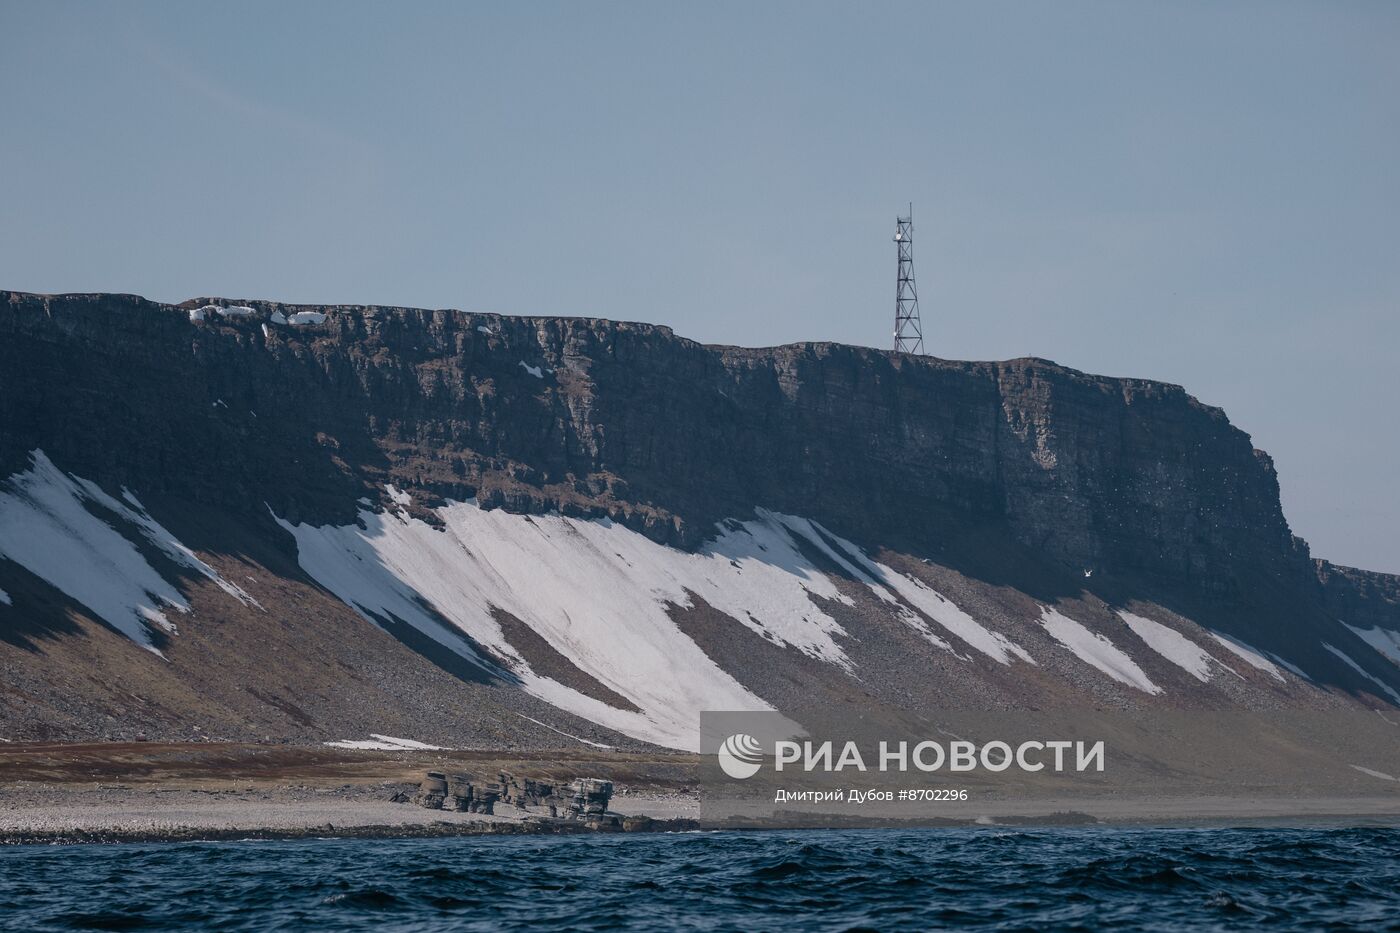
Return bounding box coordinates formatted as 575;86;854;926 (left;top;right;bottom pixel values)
3;1;1397;572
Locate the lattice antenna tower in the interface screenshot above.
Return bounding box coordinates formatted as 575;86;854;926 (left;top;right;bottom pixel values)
893;204;923;354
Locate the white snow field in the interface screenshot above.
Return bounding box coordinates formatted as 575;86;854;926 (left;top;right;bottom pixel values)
1350;764;1399;782
516;714;615;749
0;451;256;654
325;734;447;751
1039;607;1161;694
1323;643;1400;704
21;447;1388;750
278;497;1044;749
1118;611;1237;682
0;587;10;606
1344;623;1400;667
763;511;1034;664
1207;632;1287;682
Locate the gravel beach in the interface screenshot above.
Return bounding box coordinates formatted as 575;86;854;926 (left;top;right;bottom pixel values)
0;741;702;844
0;783;701;844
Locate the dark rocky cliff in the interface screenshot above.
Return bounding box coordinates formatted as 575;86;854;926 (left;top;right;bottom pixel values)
1314;562;1400;634
0;291;1385;620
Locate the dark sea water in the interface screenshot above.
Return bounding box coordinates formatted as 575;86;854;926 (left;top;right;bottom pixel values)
2;828;1398;931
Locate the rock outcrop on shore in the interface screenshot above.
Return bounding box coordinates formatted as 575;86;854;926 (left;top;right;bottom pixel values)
1;291;1397;749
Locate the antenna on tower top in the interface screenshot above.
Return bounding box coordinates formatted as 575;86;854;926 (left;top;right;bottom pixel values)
893;203;923;355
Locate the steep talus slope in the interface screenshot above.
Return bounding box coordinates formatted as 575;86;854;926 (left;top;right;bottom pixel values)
1;291;1397;749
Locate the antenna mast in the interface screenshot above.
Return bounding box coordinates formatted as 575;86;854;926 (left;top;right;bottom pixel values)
893;204;923;354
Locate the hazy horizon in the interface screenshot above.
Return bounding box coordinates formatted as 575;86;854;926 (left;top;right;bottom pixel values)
2;1;1396;571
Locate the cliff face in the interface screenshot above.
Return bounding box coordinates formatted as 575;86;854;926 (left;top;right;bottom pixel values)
1314;562;1400;635
2;291;1397;747
0;291;1304;594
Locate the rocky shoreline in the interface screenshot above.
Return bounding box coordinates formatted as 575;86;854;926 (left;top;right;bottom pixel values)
0;817;704;847
0;742;708;846
0;783;704;847
6;782;1398;847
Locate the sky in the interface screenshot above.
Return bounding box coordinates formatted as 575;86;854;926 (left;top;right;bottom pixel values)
2;1;1397;572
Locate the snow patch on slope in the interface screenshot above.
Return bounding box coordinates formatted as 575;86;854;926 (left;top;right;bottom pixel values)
279;499;1047;749
1351;764;1399;782
278;503;815;750
326;734;446;751
1118;611;1234;682
518;361;544;379
0;451;255;654
1039;608;1161;694
764;513;954;655
1207;633;1286;682
1344;624;1400;667
517;715;614;749
1322;643;1400;704
0;587;10;606
869;564;1033;665
84;487;258;609
766;512;1030;664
